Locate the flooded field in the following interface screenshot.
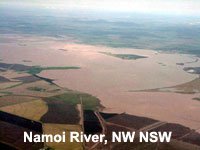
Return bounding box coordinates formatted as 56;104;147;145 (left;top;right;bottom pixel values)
1;34;200;130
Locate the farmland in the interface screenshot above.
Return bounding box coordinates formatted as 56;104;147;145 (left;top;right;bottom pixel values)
0;99;48;121
0;62;104;149
0;111;44;150
0;62;85;149
43;124;83;150
41;98;80;124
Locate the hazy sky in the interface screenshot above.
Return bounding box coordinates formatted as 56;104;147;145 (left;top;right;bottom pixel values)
1;0;200;15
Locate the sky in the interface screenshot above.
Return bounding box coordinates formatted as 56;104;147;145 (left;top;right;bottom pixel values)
1;0;200;15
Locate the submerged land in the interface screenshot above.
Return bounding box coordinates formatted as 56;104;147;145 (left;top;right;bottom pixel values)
0;34;200;149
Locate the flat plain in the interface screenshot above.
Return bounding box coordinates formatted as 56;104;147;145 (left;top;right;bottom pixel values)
0;35;200;149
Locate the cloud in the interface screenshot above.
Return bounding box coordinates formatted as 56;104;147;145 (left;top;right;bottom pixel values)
1;0;200;15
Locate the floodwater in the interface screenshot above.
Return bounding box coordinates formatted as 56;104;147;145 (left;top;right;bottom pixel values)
1;34;200;129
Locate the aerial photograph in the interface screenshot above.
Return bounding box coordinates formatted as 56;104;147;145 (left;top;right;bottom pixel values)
0;0;200;150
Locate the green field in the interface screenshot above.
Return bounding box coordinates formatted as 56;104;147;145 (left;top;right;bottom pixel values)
100;52;147;60
26;66;80;75
45;92;102;110
193;97;200;101
27;86;46;92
